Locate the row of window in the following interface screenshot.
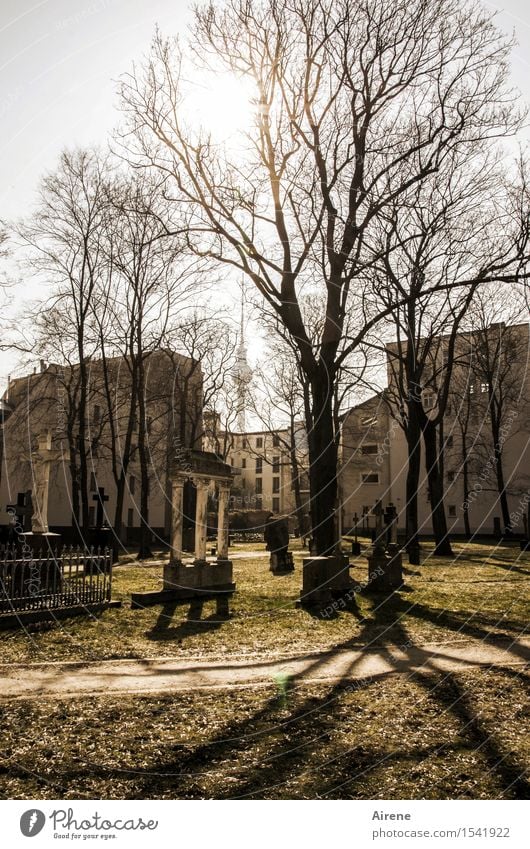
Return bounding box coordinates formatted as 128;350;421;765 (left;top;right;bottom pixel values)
237;433;282;449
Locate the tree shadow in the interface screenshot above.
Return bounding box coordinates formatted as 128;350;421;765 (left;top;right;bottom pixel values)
15;584;527;800
146;599;224;642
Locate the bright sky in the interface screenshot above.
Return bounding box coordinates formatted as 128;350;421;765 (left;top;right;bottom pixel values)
1;0;530;387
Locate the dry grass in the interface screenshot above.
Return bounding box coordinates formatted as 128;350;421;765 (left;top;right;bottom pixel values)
0;540;528;665
0;666;527;799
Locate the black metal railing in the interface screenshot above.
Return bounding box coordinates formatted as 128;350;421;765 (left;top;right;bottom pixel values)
0;546;112;613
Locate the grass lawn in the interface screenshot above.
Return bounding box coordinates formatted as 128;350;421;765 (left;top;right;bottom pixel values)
0;540;528;800
0;539;528;664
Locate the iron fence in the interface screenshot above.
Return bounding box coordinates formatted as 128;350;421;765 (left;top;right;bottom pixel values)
0;546;112;613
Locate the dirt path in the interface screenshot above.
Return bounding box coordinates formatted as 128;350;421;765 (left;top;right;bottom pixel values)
1;636;528;700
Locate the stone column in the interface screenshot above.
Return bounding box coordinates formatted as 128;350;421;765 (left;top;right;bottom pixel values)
170;478;185;563
217;482;231;560
194;479;209;562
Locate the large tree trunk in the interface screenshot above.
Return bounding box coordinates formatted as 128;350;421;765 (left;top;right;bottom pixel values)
137;363;153;560
307;370;339;555
405;399;422;556
422;419;453;556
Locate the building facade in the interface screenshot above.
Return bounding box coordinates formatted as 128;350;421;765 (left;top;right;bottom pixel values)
223;425;309;525
339;323;530;536
0;349;202;543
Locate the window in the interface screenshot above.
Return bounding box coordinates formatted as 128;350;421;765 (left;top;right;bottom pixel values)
255;477;262;494
272;497;280;513
93;405;101;425
361;415;377;427
423;392;435;410
243;437;249;448
448;505;456;517
256;436;263;448
272;477;280;493
255;496;262;510
447;471;455;482
130;475;136;495
272;433;280;447
255;457;263;473
361;473;379;484
480;382;490;394
361;444;378;455
127;508;134;527
241;458;246;469
469;383;475;396
272;456;280;473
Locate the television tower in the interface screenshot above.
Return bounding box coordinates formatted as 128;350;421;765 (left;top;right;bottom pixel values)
233;291;252;432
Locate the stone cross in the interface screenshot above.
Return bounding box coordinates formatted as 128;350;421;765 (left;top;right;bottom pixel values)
353;511;358;543
92;487;109;528
25;432;62;534
385;502;398;546
373;499;385;553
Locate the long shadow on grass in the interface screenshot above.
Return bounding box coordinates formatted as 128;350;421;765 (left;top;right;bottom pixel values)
30;589;527;799
121;593;529;800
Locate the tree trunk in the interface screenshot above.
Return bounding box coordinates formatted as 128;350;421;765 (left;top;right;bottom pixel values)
137;356;153;560
405;400;421;556
422;419;453;556
307;370;338;555
461;432;471;538
490;419;511;533
289;417;309;545
112;473;126;562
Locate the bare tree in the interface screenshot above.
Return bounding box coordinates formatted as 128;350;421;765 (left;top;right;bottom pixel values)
15;150;110;536
372;144;529;555
101;171;200;558
460;291;530;533
118;0;530;555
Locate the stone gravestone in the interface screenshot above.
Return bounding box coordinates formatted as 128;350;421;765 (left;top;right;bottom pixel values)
366;500;403;593
351;512;361;555
264;513;294;574
21;432;62;549
131;450;237;617
89;486;111;549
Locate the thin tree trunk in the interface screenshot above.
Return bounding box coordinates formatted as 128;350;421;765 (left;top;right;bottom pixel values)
422;419;453;556
137;356;152;559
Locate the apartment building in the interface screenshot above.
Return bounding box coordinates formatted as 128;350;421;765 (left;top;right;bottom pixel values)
339;322;530;536
226;426;308;523
0;349;202;542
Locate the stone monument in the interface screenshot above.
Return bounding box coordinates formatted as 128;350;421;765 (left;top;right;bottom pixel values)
264;513;294;574
22;432;62;547
131;449;237;616
366;500;403;593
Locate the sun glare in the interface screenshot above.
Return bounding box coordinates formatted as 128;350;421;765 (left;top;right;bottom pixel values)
188;72;255;141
